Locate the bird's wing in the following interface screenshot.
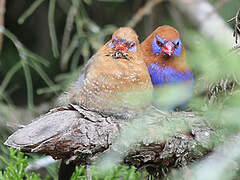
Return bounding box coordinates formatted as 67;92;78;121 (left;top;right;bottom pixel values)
75;54;98;88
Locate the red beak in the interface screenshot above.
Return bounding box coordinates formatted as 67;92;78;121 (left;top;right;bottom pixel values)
115;43;128;51
162;41;175;56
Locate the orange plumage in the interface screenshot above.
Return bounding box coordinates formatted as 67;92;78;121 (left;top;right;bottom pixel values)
65;27;153;118
142;25;191;74
141;25;194;110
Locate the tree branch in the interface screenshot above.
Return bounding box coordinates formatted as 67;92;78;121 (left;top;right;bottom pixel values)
170;0;235;47
126;0;164;28
4;104;212;177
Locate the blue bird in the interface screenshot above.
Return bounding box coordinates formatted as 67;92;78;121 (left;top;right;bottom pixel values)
141;25;194;110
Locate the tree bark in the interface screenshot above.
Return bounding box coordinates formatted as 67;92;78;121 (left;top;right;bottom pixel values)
4;104;212;177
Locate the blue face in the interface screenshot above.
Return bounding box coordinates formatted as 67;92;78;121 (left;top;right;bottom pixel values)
109;36;137;52
152;35;182;56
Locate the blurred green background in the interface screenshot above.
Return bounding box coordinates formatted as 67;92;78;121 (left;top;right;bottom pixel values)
1;0;240;179
0;0;239;107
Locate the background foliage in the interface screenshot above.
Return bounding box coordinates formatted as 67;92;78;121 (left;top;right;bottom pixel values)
1;0;240;179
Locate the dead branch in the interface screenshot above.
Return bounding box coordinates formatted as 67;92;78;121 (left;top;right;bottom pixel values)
227;8;240;49
4;104;212;177
126;0;164;28
170;0;235;48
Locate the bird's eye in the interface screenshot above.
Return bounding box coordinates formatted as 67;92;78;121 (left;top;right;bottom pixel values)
112;39;117;44
174;41;179;48
112;36;119;44
128;42;135;48
174;38;181;48
155;35;165;47
156;39;163;47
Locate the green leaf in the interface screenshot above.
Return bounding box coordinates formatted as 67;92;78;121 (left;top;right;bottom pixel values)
48;0;59;58
18;0;45;24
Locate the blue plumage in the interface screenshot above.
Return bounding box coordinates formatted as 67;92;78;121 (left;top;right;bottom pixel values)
152;35;182;57
142;25;194;110
147;62;194;110
152;35;164;55
173;38;182;56
147;63;193;87
148;63;193;110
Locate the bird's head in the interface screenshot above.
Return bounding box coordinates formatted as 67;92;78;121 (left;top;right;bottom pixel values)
108;27;139;53
151;25;182;57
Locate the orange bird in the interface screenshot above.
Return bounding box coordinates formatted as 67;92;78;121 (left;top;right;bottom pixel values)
141;25;193;110
64;27;153;118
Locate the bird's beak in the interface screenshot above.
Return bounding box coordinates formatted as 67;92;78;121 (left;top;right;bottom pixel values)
162;41;175;56
115;43;128;51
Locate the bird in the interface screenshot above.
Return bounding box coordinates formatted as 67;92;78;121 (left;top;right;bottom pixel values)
63;27;153;119
141;25;194;110
59;27;153;180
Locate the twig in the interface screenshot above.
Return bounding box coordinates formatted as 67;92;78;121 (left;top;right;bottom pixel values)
126;0;164;28
18;0;45;24
232;44;240;51
48;0;59;58
227;8;240;44
60;34;79;71
152;105;168;115
6;122;25;129
0;0;5;51
61;5;77;70
86;165;92;180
